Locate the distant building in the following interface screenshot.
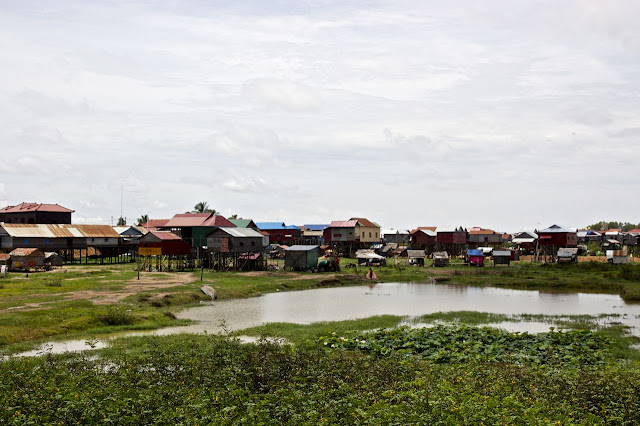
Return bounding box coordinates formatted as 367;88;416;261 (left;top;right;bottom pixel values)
0;202;74;224
229;219;258;229
323;218;380;244
255;222;302;244
538;225;577;248
160;213;236;249
467;228;503;247
409;228;437;252
382;229;410;245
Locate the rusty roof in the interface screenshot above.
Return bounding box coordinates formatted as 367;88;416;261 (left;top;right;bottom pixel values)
0;202;74;213
146;231;182;240
72;225;120;238
416;226;437;231
350;217;378;228
163;213;211;228
0;224;119;238
0;253;10;261
10;248;43;256
142;219;170;228
469;228;496;235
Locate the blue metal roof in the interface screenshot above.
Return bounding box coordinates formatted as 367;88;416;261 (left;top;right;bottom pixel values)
256;222;286;230
467;249;484;256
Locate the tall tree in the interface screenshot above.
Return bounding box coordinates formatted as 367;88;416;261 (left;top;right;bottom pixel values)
229;214;238;220
137;214;149;226
193;201;216;214
117;217;127;226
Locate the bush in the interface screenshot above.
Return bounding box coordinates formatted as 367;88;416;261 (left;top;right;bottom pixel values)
98;307;135;326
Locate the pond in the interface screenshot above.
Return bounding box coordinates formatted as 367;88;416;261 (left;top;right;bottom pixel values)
11;282;640;356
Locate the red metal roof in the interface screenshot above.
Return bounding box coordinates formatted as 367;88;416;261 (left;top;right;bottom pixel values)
9;248;43;256
201;215;236;227
0;202;74;213
147;231;181;240
329;220;358;227
163;213;211;227
469;228;495;235
142;219;170;228
628;229;640;234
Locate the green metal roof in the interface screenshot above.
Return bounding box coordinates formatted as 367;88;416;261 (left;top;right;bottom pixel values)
229;219;255;228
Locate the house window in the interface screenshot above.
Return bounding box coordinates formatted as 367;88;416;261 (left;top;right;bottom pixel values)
375;232;378;238
239;241;244;247
362;232;365;237
105;238;108;242
251;241;255;246
369;232;372;238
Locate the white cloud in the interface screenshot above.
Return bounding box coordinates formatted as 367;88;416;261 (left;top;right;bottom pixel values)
0;0;638;231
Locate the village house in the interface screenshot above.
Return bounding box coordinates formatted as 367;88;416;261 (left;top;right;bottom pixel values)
323;218;380;245
467;228;503;247
512;230;538;252
255;222;302;245
538;225;578;248
228;219;258;229
9;248;45;271
302;224;328;245
160;213;236;253
409;228;437;252
382;229;410;245
0;202;74;224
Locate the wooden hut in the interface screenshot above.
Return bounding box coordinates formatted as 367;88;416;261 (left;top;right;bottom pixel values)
207;227;266;271
9;248;45;271
285;245;319;271
0;253;11;270
492;250;511;266
407;249;426;266
432;251;449;267
44;252;63;267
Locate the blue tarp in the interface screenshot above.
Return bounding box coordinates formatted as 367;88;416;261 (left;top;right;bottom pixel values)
467;249;484;256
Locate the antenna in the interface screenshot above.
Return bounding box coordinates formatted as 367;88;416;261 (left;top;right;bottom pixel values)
120;185;123;219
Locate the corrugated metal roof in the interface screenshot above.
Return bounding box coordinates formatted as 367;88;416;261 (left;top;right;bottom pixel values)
214;227;264;238
437;226;465;233
413;229;436;237
0;253;10;261
10;248;43;256
469;228;495;235
286;245;319;251
512;237;536;244
540;224;574;233
147;231;181;240
0;202;74;213
142;219;170;228
201;215;235;227
329;220;358;228
229;219;257;228
407;250;426;258
493;250;511;256
304;224;328;231
256;222;286;230
350;217;378;228
72;225;121;238
163;213;211;228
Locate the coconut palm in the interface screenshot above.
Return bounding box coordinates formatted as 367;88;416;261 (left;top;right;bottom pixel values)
193;201;216;214
137;214;149;226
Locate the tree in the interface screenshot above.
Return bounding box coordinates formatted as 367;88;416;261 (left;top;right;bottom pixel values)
193;201;216;215
137;214;149;226
229;214;238;220
117;217;127;226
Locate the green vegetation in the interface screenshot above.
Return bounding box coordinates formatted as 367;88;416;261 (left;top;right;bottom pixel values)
319;325;614;365
1;334;639;424
585;220;640;232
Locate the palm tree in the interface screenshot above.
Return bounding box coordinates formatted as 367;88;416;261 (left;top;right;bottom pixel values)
229;214;238;220
193;201;216;214
137;214;149;226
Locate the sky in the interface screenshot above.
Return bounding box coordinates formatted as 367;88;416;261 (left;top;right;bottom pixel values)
0;0;639;233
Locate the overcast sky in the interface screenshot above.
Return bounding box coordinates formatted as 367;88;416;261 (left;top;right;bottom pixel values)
1;0;639;232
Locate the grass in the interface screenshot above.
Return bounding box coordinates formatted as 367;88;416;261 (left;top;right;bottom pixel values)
1;334;639;424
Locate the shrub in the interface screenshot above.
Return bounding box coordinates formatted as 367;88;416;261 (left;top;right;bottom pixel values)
98;306;135;326
44;276;62;287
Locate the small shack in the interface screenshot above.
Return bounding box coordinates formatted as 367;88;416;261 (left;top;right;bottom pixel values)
138;231;193;271
0;253;11;271
285;245;319;271
557;248;578;264
355;250;386;266
407;249;426;266
432;251;449;267
9;248;45;271
466;249;484;267
492;250;511;266
44;252;63;268
606;250;629;265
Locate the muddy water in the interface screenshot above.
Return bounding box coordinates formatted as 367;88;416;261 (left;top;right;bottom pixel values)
10;282;640;357
167;282;640;335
